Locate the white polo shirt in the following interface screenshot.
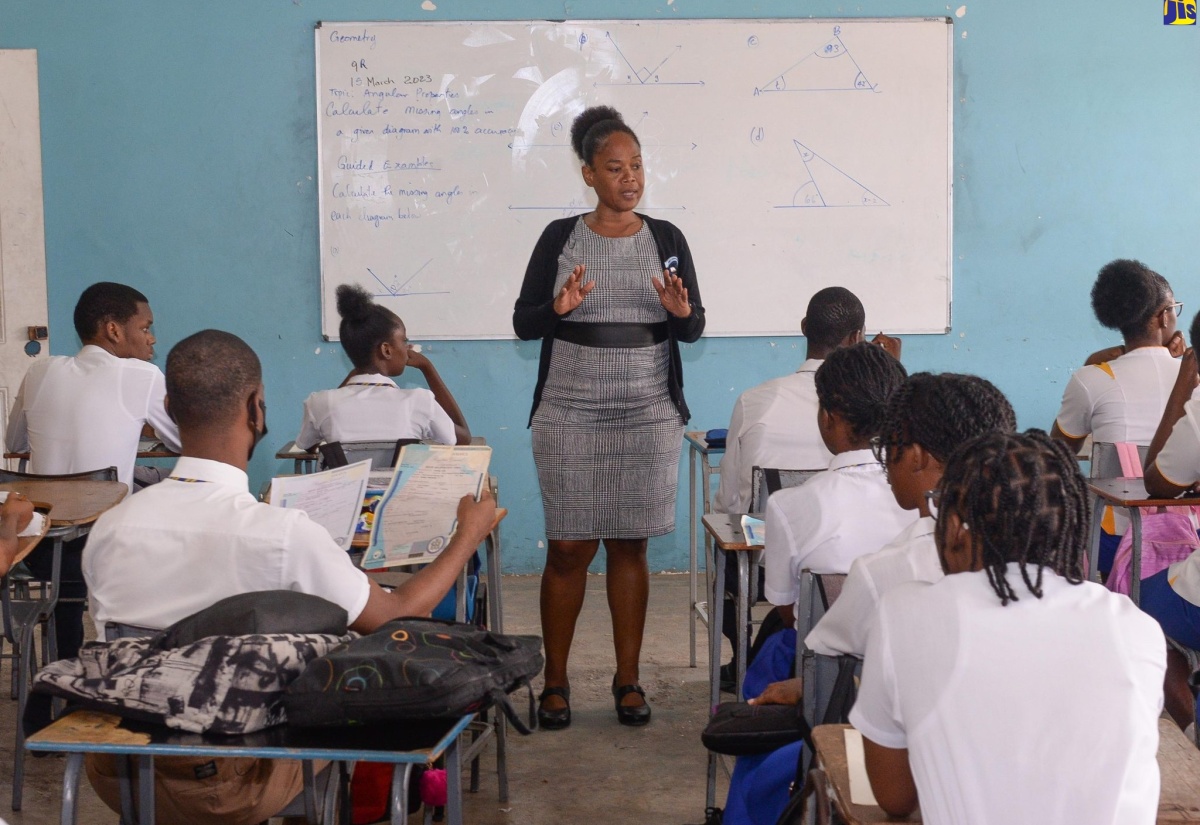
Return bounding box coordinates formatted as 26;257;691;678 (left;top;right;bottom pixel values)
84;456;371;635
850;566;1165;825
296;374;455;449
1151;397;1200;605
1055;345;1179;444
715;360;832;514
763;448;916;612
4;345;181;491
805;516;939;657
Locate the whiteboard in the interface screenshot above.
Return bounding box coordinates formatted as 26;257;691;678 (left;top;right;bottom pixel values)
316;18;952;339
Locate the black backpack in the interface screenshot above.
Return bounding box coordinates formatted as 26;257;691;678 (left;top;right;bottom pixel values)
283;618;544;733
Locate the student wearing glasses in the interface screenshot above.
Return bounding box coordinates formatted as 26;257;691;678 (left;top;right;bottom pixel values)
1051;259;1186;575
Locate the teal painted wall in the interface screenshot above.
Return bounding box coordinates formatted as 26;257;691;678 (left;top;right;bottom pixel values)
4;1;1197;573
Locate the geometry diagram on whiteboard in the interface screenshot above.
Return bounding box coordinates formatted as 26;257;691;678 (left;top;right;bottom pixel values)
755;29;877;94
596;31;704;87
367;259;449;298
780;141;888;208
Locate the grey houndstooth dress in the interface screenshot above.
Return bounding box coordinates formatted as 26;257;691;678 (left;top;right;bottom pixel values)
531;220;684;540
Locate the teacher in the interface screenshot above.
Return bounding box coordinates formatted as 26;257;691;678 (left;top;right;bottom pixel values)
514;105;705;729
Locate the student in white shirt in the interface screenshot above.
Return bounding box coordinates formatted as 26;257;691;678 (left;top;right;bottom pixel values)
4;282;181;661
806;372;1016;657
1052;259;1184;574
1136;312;1200;734
763;342;912;622
296;283;470;450
84;329;496;825
851;431;1165;825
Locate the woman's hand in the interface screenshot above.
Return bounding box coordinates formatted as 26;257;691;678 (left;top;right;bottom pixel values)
748;678;804;706
406;345;432;372
1169;330;1188;358
652;270;692;318
553;265;595;316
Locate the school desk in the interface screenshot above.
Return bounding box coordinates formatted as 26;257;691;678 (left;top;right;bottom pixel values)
5;437;180;472
275;440;320;474
26;708;475;825
701;511;759;810
687;430;725;669
809;720;1200;823
1085;478;1200;605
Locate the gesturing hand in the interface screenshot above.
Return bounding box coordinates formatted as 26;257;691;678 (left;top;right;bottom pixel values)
1169;330;1188;358
652;270;692;319
553;265;595;316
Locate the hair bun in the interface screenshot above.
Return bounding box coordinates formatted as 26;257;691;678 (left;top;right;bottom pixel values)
570;105;624;160
335;283;375;323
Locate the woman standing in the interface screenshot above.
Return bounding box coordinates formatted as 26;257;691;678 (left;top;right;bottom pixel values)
514;106;705;728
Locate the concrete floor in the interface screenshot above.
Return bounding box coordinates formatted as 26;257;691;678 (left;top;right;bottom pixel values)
0;574;730;824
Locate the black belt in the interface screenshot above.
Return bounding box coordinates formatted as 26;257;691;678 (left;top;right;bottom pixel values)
554;321;669;349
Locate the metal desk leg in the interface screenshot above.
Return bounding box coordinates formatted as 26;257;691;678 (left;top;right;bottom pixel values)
735;551;752;703
446;733;463;825
61;752;83;825
689;446;699;668
139;753;156;825
118;755;136;824
1086;494;1105;582
706;541;727;809
390;765;413;825
485;528;509;803
1130;507;1143;606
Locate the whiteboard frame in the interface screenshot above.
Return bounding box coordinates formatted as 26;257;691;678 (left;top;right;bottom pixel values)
315;18;954;341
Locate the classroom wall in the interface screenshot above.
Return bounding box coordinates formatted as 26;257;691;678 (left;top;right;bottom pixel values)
3;0;1197;574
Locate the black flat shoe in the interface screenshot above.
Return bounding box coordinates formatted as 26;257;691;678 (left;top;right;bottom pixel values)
612;678;651;726
537;686;571;730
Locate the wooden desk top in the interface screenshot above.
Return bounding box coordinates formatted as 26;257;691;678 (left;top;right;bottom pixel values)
27;709;472;765
275;440;318;460
701;513;761;553
813;721;1200;823
0;479;126;527
1086;477;1200;509
6;438;178;462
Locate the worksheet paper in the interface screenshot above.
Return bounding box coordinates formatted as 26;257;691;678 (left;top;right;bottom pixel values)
269;460;371;550
363;444;491;570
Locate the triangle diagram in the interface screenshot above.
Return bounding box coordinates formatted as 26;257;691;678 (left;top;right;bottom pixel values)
790;141;888;207
758;35;876;93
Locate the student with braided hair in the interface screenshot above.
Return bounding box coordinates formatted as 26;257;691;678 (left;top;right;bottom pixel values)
851;430;1165;824
763;342;911;622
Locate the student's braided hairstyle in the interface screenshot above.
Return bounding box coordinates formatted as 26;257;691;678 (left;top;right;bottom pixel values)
804;287;865;351
336;283;403;370
878;373;1017;464
1188;310;1200;352
570;106;639;166
1090;259;1171;340
813;342;907;441
937;429;1088;605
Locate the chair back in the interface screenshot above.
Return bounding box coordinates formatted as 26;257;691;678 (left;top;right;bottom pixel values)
797;571;858;729
0;466;118;484
749;466;820;513
317;440;421;471
1089;441;1147;479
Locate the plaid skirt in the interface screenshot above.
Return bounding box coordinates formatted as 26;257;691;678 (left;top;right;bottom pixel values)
532;339;683;540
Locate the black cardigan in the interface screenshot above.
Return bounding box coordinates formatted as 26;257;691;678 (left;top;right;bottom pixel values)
513;214;706;425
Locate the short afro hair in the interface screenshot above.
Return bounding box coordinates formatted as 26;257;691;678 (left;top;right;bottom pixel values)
165;330;262;430
805;287;865;351
1090;259;1171;339
73;282;148;341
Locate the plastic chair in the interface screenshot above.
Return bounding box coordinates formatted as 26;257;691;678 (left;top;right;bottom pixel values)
749;466;821;513
317;438;422;470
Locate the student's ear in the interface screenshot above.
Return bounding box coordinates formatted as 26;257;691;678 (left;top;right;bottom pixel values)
800;317;808;337
844;328;865;346
908;443;939;474
101;317;123;347
164;395;176;424
939;511;976;574
581;163;596;189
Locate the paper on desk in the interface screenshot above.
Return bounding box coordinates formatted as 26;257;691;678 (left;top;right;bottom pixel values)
269;460;371;550
740;515;765;546
845;728;879;806
0;492;46;537
363;444;491;570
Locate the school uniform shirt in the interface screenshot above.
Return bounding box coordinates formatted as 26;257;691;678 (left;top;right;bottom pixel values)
295;374;455;449
763;448;916;613
850;566;1165;825
4;345;181;491
715;360;832;514
1055;345;1179;445
84;456;371;636
804;516;938;657
1151;397;1200;606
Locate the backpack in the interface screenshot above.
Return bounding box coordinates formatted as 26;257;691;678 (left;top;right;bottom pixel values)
31;632;349;734
283;617;543;733
1107;510;1199;597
